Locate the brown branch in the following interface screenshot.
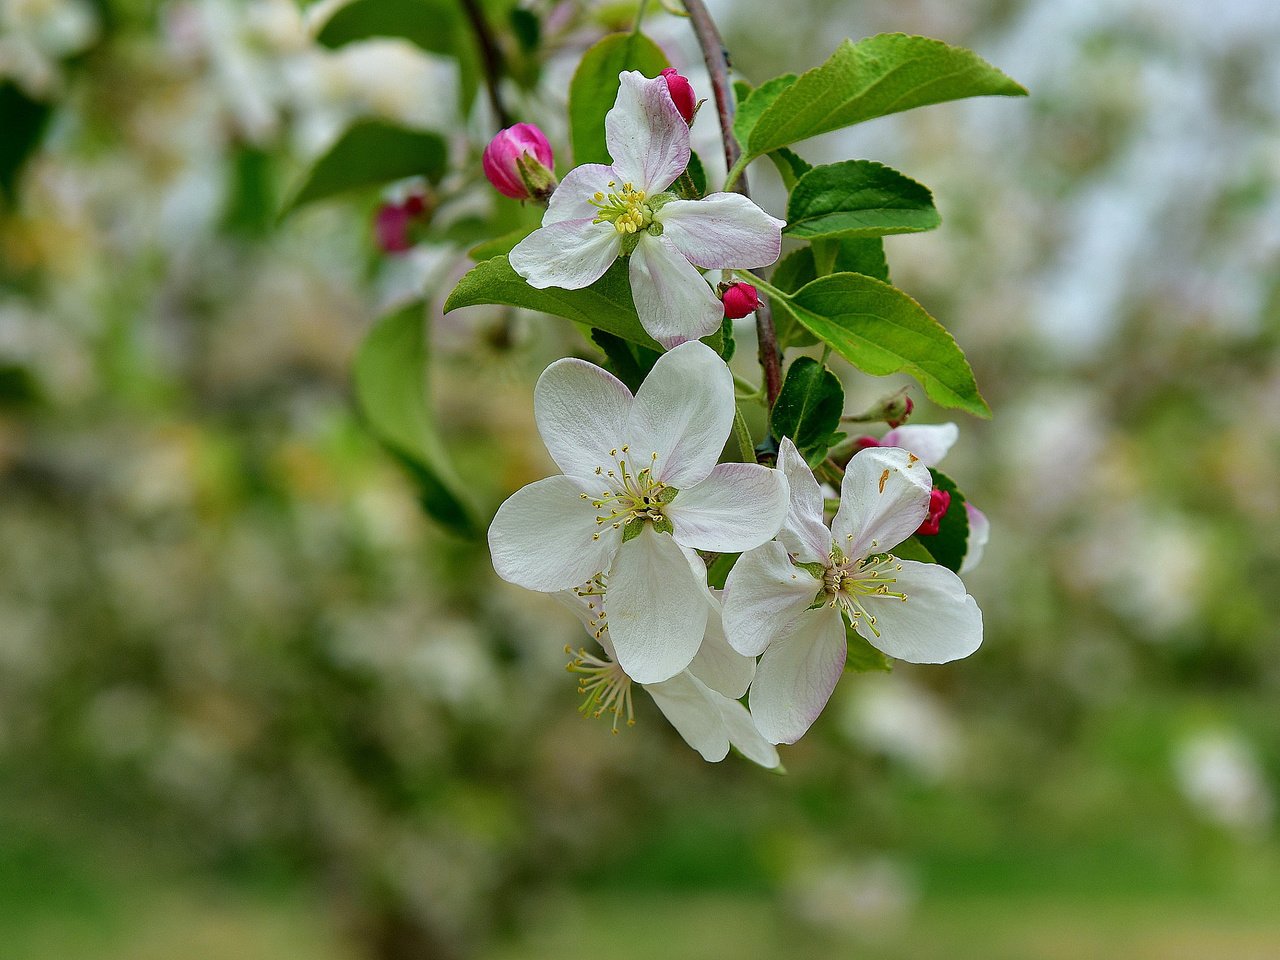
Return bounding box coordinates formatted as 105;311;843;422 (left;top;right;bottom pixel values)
680;0;782;408
458;0;513;129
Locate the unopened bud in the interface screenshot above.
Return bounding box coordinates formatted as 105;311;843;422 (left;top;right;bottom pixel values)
886;393;914;429
915;488;951;536
720;281;759;319
661;68;697;124
374;192;432;254
482;123;556;201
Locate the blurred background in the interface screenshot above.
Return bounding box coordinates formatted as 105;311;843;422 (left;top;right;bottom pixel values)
1;0;1278;957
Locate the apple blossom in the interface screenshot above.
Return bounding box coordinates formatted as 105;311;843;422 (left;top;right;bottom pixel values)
557;572;778;767
508;71;784;348
849;421;988;572
488;341;789;684
722;439;982;744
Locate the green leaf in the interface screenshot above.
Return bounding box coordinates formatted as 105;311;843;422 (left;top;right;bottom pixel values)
590;328;659;391
786;160;940;240
894;537;936;563
354;302;479;537
685;151;707;198
444;256;661;350
467;225;537;261
845;619;893;673
510;8;540;52
919;468;970;572
315;0;460;56
784;272;989;417
766;240;888;349
706;552;740;590
744;34;1027;161
284;121;447;214
0;82;52;202
732;74;797;149
767;147;812;191
569;32;669;166
731;406;755;463
770;357;844;464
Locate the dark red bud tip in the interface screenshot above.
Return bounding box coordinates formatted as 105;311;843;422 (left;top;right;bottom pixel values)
915;489;951;537
721;281;759;319
374;194;430;254
852;436;882;453
661;68;696;124
886;395;914;429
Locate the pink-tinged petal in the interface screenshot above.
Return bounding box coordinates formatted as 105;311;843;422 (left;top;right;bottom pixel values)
534;358;633;480
722;540;821;657
687;603;754;699
605;526;709;683
717;698;781;768
509;219;621;289
543;163;617;225
667;462;788;553
655;193;784;269
488;475;621;591
880;422;959;468
776;437;832;564
855;559;982;663
645;671;730;762
627;234;723;348
749;606;847;745
605;71;690;193
832;446;931;559
960;504;989;575
626;340;733;488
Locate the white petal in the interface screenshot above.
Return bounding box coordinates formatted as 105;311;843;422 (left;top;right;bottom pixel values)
604;526;709;683
831;446;931;558
687;602;754;699
626;339;733;488
488;475;621;591
880;422;959;468
655;193;784;269
960;504;989;575
627;234;723;348
667;463;788;552
605;71;690;194
645;671;730;762
749;606;847;744
534;358;633;480
717;698;781;768
543;163;616;225
721;540;821;657
509;219;620;290
855;559;982;664
776;437;833;564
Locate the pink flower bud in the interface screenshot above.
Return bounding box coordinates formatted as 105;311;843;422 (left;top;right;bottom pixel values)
482;123;555;200
851;435;882;454
721;281;759;319
886;394;914;429
915;488;951;537
374;193;431;254
661;68;696;124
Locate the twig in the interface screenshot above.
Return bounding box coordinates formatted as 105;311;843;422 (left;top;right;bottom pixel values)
458;0;513;128
680;0;782;408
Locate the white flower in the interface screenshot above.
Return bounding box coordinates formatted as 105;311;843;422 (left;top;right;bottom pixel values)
862;421;989;574
722;438;983;744
557;572;779;768
509;71;784;349
488;340;789;684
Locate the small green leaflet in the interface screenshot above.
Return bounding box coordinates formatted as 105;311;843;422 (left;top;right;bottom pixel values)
282;121;447;215
569;33;670;166
444;256;661;351
353;302;479;537
781;272;990;418
785;160;940;240
735;34;1026;173
770;357;845;465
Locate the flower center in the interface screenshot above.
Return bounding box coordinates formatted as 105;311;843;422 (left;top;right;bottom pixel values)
580;445;678;540
565;645;635;733
821;551;908;637
590;181;653;234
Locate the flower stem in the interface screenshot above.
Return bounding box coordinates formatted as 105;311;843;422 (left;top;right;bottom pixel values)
458;0;513;129
681;0;782;408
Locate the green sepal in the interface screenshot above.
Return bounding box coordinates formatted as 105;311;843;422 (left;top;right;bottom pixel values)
657;486;680;504
652;516;675;536
795;561;828;580
622;518;645;542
